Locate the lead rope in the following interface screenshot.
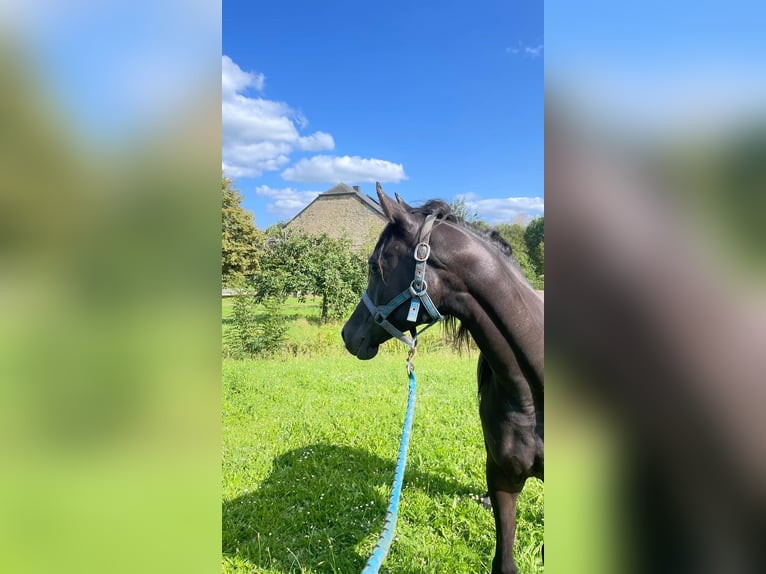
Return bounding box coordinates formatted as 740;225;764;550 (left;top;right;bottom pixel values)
360;344;418;574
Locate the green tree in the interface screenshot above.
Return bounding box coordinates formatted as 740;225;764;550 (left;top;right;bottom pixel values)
449;196;484;225
495;222;527;254
524;216;544;277
308;234;367;322
225;276;287;358
222;175;263;285
495;223;538;285
254;232;313;301
264;222;287;241
254;231;366;322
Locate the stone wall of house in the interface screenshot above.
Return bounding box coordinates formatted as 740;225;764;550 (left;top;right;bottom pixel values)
285;194;386;251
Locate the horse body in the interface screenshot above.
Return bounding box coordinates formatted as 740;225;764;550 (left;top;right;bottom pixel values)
342;184;543;574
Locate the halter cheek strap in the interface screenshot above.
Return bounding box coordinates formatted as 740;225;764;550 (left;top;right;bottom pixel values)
363;214;444;349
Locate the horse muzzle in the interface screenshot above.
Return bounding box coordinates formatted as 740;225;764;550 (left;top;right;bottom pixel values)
341;324;380;360
341;306;383;360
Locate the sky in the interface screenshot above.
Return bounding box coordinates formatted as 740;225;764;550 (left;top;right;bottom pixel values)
2;1;217;143
3;1;763;232
223;0;544;229
545;1;766;137
9;1;762;233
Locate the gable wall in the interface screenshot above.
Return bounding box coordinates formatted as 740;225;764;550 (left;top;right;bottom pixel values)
285;194;386;251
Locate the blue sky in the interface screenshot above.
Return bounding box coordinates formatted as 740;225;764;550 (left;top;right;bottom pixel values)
223;0;544;228
7;1;764;234
545;1;766;137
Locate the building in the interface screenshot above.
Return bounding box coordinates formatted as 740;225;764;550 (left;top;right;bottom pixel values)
283;183;387;251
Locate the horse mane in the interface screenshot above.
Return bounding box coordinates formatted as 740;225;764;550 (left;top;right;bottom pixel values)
409;200;520;351
412;200;516;260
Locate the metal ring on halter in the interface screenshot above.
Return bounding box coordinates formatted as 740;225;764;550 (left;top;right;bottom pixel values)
413;243;430;262
409;279;428;297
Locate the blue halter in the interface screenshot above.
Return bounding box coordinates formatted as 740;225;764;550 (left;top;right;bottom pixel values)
362;214;444;349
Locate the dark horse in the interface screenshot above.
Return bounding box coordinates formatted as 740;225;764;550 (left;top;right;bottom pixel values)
342;184;544;574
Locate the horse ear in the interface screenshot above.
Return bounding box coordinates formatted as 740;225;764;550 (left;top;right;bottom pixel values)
394;192;413;211
378;183;417;235
377;182;406;222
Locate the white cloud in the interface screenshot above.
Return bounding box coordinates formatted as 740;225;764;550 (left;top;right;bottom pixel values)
525;44;544;57
296;131;335;151
506;43;544;58
222;55;335;178
222;141;291;179
254;185;322;219
222;55;264;95
460;194;544;224
223;98;301;144
223;55;407;185
282;155;407;184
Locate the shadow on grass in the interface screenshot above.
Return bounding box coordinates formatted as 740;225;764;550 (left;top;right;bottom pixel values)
222;443;482;573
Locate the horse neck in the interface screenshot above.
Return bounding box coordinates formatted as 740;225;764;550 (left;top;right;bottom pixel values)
435;224;544;400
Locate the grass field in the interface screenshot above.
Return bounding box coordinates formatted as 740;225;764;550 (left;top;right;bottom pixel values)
222;297;544;573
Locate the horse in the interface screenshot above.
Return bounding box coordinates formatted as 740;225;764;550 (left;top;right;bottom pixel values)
342;183;544;574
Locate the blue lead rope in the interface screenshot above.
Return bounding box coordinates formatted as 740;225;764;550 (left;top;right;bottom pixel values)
360;366;417;574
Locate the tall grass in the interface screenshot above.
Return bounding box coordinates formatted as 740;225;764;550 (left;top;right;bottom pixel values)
222;298;543;573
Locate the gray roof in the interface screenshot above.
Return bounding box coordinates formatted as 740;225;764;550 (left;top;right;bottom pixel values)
287;183;385;224
321;183;385;215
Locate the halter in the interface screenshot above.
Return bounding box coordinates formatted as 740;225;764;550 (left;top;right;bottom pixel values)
362;214;444;349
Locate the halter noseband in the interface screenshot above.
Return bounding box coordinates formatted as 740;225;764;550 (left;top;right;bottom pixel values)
362;214;444;349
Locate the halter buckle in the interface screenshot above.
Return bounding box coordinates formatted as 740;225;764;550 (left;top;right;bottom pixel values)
414;242;430;262
409;279;428;297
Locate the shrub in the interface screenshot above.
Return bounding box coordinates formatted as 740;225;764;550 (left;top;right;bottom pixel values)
225;282;287;358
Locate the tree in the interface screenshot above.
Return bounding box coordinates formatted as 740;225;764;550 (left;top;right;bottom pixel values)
264;222;287;241
495;223;539;285
222;175;263;284
254;232;314;301
254;231;366;323
449;196;484;225
307;234;367;322
224;276;287;358
524;216;544;277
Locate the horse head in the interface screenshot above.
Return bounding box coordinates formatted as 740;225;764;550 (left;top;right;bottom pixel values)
341;183;445;359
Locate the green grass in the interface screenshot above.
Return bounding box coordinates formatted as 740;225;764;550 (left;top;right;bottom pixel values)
222;299;543;573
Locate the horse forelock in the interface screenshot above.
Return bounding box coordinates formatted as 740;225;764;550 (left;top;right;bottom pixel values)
411;199;457;223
